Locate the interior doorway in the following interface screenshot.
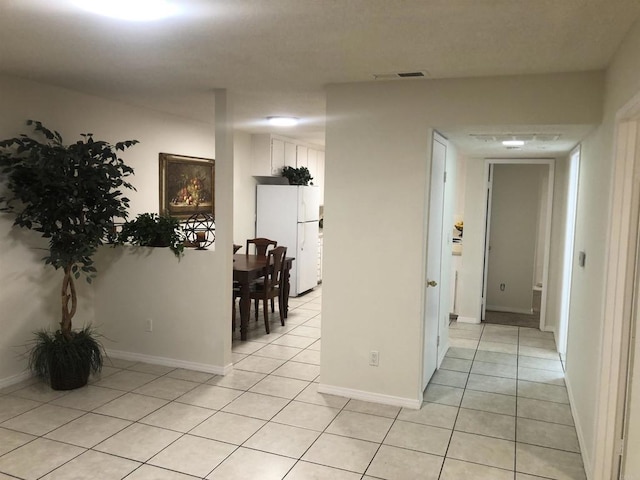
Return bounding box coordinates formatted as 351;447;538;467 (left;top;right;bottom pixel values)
593;91;640;479
557;146;581;358
422;132;447;390
481;159;555;330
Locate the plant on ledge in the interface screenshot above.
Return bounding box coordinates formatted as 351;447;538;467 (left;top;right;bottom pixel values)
117;212;185;258
281;165;313;186
0;120;138;390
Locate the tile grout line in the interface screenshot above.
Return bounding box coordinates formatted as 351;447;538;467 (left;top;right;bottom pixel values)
436;322;483;479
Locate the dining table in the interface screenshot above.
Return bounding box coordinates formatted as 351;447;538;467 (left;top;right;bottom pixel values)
233;253;294;340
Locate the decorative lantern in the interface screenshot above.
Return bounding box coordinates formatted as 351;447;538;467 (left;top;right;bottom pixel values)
183;212;215;249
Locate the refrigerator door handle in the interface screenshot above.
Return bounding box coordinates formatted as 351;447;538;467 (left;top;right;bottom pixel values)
300;222;305;250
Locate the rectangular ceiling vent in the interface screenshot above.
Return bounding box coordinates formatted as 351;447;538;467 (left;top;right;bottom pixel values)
373;71;429;80
470;133;562;143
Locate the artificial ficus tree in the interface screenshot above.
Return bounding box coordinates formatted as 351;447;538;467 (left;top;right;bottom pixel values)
0;120;137;336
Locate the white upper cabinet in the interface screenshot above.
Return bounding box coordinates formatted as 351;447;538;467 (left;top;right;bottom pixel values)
307;148;318;184
251;134;324;205
296;145;308;169
284;141;297;168
251;134;302;176
316;150;325;205
271;138;285;175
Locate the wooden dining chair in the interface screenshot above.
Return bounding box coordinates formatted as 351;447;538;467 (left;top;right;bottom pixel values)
245;237;278;319
250;246;287;334
246;237;277;257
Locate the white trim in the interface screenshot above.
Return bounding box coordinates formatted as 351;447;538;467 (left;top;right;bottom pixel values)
481;158;555;333
558;146;581;356
438;339;450;367
481;162;493;321
566;374;594;480
485;305;534;315
593;89;640;480
106;349;233;376
318;383;422;410
456;315;480;324
0;370;33;390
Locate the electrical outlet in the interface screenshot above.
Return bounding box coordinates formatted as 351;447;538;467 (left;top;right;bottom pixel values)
369;350;379;367
145;319;153;332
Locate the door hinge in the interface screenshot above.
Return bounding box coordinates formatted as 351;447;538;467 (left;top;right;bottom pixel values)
444;171;447;183
618;438;625;456
437;335;440;347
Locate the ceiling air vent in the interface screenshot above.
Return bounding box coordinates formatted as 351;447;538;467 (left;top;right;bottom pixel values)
398;71;425;78
373;70;429;80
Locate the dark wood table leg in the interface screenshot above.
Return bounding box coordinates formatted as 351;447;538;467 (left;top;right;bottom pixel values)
239;282;250;340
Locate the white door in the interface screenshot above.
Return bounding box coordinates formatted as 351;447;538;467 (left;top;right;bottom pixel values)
423;133;447;389
296;221;319;295
298;186;320;222
558;147;580;358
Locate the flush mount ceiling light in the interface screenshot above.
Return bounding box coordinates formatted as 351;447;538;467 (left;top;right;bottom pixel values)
267;116;299;127
73;0;180;21
502;140;525;147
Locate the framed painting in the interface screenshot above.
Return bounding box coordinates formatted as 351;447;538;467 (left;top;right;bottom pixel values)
159;153;215;219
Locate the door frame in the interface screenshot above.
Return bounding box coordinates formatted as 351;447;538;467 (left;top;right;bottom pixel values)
421;131;448;391
557;146;581;358
481;158;555;330
593;90;640;479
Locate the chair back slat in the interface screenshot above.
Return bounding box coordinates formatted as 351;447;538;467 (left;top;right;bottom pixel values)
247;237;277;257
265;246;287;291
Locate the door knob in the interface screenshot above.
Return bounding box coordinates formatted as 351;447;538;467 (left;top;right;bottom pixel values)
427;280;438;287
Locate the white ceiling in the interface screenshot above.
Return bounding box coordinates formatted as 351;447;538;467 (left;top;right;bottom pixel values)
2;0;639;154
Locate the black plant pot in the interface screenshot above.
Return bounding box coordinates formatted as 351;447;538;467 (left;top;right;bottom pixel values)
49;361;91;391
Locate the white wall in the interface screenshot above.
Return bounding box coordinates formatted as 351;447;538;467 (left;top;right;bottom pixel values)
566;19;640;477
486;164;544;313
438;141;458;359
544;154;570;337
534;168;549;288
322;71;603;405
233;131;257;246
0;74;235;383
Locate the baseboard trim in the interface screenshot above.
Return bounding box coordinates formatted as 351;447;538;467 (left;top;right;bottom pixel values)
317;383;421;410
565;374;593;479
456;315;479;324
106;349;233;376
486;305;534;315
0;370;33;390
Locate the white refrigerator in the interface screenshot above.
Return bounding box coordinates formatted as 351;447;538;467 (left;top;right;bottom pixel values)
256;185;319;296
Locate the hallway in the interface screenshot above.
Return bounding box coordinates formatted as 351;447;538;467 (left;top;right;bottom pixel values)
0;287;585;479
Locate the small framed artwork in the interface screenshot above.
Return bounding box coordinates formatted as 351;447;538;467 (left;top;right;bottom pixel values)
159;153;215;219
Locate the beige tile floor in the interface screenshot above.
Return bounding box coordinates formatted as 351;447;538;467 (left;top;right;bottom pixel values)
0;286;586;479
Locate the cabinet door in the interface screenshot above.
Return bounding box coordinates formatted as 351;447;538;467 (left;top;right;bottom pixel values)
284;142;297;168
316;150;325;205
296;145;308;169
307;148;318;184
271;138;285;175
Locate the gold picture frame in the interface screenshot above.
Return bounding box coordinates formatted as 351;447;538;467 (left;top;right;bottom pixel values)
159;153;215;220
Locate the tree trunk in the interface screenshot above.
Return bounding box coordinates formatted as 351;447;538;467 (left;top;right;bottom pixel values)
60;265;77;335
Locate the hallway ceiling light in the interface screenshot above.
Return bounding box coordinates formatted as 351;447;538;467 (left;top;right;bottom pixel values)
502;140;525;147
73;0;180;21
267;116;299;127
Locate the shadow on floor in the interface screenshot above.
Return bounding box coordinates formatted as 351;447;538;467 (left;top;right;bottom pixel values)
484;290;541;329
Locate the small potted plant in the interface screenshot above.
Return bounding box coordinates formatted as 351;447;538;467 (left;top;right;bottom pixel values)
118;212;185;258
281;166;313;186
0;120;138;390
